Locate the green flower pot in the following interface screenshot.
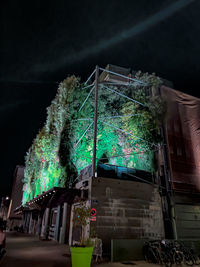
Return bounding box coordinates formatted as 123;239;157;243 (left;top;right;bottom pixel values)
70;246;94;267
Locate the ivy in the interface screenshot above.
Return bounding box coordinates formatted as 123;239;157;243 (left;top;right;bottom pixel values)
22;71;166;204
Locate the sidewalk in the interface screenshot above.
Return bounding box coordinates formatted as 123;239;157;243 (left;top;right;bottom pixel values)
99;263;157;267
0;232;157;267
0;232;71;267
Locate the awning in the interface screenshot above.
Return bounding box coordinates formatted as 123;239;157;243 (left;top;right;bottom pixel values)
15;187;81;213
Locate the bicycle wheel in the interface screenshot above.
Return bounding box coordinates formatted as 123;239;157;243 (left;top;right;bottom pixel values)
160;251;172;267
143;246;156;263
184;253;195;266
143;244;149;262
173;251;183;265
194;255;200;265
148;247;159;263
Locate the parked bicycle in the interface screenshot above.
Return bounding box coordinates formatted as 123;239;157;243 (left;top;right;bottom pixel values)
143;240;163;264
143;239;200;266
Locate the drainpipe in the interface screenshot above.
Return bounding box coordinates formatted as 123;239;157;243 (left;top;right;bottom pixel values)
156;85;178;240
160;108;178;240
169;196;178;240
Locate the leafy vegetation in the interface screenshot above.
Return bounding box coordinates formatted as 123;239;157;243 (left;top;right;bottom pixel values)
73;202;93;246
22;71;166;204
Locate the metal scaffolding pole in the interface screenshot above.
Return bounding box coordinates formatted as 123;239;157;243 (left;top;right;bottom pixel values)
99;67;147;85
92;66;99;178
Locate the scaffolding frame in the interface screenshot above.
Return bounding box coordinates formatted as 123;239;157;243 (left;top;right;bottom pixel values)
74;65;157;178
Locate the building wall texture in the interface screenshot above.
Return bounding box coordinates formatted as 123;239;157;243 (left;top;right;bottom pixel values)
90;177;164;253
161;86;200;192
173;193;200;239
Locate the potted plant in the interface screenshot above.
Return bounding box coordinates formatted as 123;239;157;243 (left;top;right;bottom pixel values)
70;202;94;267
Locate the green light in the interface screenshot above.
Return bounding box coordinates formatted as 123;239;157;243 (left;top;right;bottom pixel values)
22;73;165;204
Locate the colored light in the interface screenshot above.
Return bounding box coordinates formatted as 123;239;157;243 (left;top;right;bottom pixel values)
22;74;161;204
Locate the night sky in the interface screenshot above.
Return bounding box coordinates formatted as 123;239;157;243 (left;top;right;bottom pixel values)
1;0;200;197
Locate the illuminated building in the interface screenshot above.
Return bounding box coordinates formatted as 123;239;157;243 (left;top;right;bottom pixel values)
16;65;200;258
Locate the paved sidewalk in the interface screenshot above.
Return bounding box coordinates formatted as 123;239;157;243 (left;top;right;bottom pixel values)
0;232;71;267
0;232;157;267
98;262;158;267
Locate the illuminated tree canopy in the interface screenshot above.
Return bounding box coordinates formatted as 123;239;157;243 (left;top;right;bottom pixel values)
22;72;166;204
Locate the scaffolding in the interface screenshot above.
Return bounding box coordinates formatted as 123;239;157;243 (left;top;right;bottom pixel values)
73;65;161;185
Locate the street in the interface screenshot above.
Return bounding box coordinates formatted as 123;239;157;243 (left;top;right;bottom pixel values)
0;232;158;267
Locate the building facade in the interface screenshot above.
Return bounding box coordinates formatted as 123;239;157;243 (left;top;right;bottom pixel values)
15;64;200;258
7;165;24;230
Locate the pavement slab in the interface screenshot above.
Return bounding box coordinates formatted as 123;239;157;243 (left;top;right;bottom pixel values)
0;232;158;267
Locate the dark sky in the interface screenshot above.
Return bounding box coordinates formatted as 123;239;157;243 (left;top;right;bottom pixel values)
0;0;200;197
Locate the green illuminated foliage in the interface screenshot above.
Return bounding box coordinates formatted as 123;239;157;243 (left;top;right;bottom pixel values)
22;71;165;204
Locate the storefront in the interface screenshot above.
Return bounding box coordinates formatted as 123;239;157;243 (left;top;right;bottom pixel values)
16;187;81;244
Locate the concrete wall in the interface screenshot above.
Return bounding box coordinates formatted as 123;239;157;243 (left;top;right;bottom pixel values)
90;177;164;254
174;193;200;239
